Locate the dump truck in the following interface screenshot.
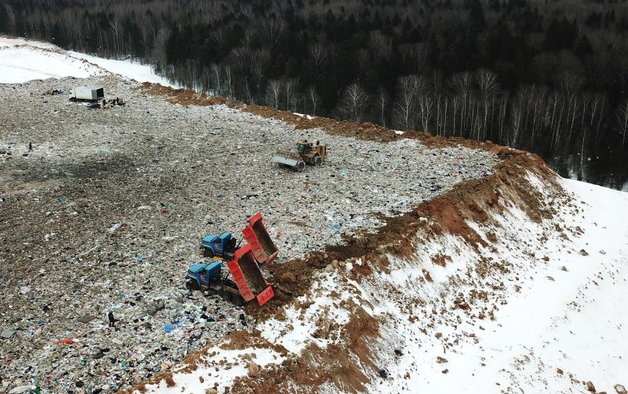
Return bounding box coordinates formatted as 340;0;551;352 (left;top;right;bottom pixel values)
201;231;237;258
186;261;246;306
69;86;104;101
272;140;327;171
191;213;278;306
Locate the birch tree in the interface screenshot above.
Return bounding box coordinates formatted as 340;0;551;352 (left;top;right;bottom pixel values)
305;85;321;116
394;75;422;131
266;79;282;108
339;82;370;122
617;99;628;149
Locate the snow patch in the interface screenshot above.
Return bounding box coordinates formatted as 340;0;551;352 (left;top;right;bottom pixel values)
142;347;283;394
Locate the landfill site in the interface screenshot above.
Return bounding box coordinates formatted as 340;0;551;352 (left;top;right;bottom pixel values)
0;74;498;392
3;74;627;394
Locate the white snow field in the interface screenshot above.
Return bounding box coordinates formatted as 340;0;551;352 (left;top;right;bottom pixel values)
0;36;176;87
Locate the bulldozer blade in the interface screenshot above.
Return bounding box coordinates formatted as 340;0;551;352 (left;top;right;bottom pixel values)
272;155;305;171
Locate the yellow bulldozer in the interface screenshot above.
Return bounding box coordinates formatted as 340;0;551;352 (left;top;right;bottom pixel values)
272;140;327;171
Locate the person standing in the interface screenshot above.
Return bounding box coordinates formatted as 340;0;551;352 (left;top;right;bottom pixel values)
108;311;116;327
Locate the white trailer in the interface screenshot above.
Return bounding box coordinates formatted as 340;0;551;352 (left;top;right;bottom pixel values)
69;86;104;101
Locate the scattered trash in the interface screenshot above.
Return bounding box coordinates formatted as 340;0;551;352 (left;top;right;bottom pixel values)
1;327;16;339
55;338;79;345
0;75;498;392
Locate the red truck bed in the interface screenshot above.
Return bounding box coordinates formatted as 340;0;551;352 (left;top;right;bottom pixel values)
226;244;274;306
242;212;279;266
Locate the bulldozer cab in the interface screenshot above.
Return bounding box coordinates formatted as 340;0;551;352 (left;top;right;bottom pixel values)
297;140;312;154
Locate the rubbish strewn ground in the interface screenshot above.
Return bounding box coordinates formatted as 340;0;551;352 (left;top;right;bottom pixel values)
0;74;497;393
130;149;628;394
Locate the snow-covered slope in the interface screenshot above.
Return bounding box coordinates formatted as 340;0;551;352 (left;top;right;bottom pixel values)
364;175;628;393
0;36;176;86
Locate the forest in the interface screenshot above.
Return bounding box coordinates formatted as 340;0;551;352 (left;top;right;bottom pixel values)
1;0;627;188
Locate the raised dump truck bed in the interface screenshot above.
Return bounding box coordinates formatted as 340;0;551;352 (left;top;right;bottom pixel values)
242;212;279;266
226;244;274;306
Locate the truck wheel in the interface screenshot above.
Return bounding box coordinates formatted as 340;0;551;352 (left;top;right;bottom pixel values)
202;248;214;258
233;295;244;307
313;155;323;166
186;279;200;291
295;161;305;172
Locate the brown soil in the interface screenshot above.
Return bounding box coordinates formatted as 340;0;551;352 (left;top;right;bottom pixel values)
127;85;565;394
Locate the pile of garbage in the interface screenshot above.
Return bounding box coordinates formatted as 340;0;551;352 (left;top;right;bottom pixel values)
0;75;499;392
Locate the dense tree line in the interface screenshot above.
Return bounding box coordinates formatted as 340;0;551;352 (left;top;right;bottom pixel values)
1;0;627;188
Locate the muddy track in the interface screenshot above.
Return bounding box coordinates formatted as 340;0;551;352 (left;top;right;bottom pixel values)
127;85;564;393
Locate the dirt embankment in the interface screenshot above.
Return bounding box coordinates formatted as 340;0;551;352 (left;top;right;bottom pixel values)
132;84;563;393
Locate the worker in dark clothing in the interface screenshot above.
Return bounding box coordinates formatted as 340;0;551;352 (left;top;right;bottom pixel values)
108;311;116;327
28;142;32;151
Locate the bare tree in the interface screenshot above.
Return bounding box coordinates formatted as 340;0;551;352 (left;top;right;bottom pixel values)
451;95;461;137
138;13;156;62
476;69;498;141
449;72;473;136
283;78;299;111
266;80;282;108
109;18;125;57
617;99;628;149
305;85;321;116
210;63;223;96
399;42;430;74
4;4;17;35
559;71;583;144
339;82;370;122
394;75;422;131
374;88;390;127
229;46;252;102
224;65;234;99
591;93;606;148
497;92;509;144
579;125;590;182
250;49;269;102
416;77;434;132
368;31;393;60
308;43;327;76
508;95;524;147
153;28;170;69
262;18;286;47
355;49;371;77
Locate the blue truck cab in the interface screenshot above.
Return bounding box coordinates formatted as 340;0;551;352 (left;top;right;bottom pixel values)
201;231;237;258
186;261;223;290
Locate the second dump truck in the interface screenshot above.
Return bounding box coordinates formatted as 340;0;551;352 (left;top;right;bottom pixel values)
190;212;278;306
